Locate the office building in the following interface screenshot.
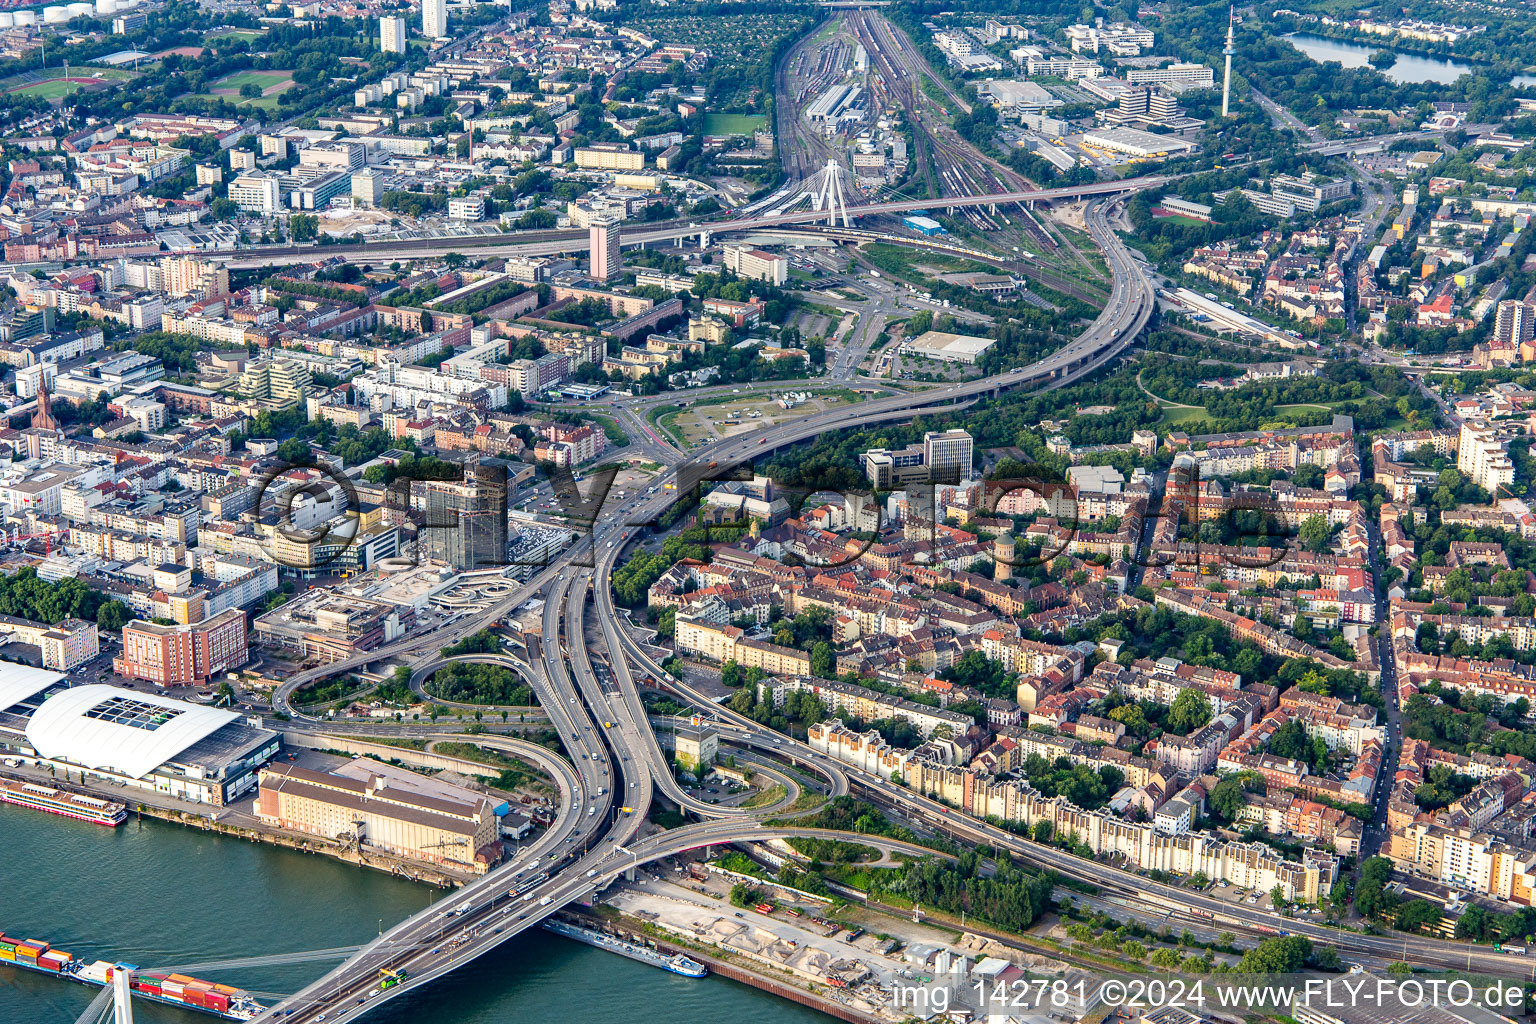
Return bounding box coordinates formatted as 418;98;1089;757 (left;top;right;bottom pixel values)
227;171;283;215
114;608;250;687
925;429;975;483
1269;174;1352;214
590;214;622;282
723;245;787;286
860;429;975;488
380;15;406;53
448;196;486;221
1126;63;1215;89
421;0;446;39
400;463;509;571
352;168;386;207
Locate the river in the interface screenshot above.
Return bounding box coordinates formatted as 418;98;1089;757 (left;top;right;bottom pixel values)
0;806;830;1024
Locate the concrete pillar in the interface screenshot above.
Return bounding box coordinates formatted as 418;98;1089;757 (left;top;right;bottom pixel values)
626;866;636;882
699;230;711;249
114;970;135;1024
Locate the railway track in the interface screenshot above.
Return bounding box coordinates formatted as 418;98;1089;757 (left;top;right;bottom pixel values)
843;9;1060;252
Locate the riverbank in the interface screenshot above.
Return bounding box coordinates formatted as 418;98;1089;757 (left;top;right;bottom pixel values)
574;904;886;1024
0;725;569;891
1;806;830;1024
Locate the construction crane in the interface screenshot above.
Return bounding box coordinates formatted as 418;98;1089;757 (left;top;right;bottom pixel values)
5;526;64;555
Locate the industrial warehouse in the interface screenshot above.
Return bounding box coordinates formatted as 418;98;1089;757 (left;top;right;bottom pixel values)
0;669;280;806
255;760;507;872
900;329;998;364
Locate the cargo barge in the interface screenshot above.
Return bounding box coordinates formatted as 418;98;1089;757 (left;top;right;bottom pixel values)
542;919;707;978
0;932;263;1020
0;777;127;826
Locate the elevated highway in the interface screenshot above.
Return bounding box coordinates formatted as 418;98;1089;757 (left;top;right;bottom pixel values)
211;176;1170;269
254;197;1154;1021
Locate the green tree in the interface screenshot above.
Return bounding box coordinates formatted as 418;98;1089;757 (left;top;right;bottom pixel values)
289;213;320;242
1393;900;1443;934
1208;777;1248;823
810;641;834;679
1299;514;1331;554
95;599;129;632
1169;688;1213;733
1354;856;1397;920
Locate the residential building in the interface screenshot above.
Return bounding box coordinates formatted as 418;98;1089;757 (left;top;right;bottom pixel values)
380;15;406;53
114;609;249;687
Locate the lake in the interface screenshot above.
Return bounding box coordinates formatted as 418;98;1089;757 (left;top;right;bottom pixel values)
1282;32;1476;85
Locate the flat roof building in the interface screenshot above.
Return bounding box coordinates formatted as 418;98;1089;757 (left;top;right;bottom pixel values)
0;677;280;805
1082;127;1197;158
256;759;503;872
902;330;997;364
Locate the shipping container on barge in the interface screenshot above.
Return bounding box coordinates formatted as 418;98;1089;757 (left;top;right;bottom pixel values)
0;776;127;826
542;918;708;978
0;932;263;1021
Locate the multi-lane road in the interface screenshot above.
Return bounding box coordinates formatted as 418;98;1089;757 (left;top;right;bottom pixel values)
249;195;1153;1022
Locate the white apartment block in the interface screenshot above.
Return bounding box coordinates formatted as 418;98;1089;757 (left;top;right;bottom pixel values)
1458;419;1516;495
448;196;486;221
380;15;406;53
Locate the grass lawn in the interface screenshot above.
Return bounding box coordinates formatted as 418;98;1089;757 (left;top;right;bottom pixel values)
198;69;295;109
1160;405;1213;427
81;67;138;80
205;28;264;43
10;80;87;99
1275;403;1336;415
214;69;293;92
704;112;767;135
1155;213;1208;227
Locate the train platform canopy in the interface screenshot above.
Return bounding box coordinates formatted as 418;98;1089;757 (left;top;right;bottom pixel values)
25;683;243;780
0;665;66;714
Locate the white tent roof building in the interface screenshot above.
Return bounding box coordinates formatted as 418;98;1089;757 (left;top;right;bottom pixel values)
2;682;280;805
27;685;242;781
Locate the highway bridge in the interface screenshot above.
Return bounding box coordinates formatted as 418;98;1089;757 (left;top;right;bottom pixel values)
211;175;1172;269
244;193;1536;1021
248;196;1151;1022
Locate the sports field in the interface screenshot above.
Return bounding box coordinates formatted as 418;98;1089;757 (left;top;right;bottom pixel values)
703;113;767;135
205;28;265;44
10;78;98;99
